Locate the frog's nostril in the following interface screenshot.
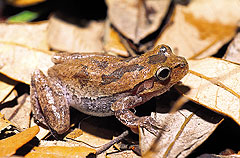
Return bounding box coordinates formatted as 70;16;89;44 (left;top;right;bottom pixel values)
180;63;186;68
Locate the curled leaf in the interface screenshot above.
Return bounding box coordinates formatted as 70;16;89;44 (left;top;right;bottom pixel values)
177;57;240;125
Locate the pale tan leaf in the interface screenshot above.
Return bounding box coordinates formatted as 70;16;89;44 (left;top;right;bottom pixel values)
0;76;16;103
0;42;53;84
140;98;223;158
107;150;141;158
1;94;31;130
47;15;105;52
0;22;49;50
106;0;171;43
155;0;240;59
177;57;240;125
104;22;129;57
223;32;240;63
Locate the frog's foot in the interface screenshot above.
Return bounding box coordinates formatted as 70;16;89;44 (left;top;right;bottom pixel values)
138;116;162;136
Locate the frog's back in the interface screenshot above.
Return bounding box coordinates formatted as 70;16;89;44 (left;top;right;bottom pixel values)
48;54;147;98
47;45;183;98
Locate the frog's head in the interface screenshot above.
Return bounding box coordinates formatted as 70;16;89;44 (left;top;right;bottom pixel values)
136;44;189;97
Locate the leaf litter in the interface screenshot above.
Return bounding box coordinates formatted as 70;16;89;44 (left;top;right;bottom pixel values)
0;0;240;157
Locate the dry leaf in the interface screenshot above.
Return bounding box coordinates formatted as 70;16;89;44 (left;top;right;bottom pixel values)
47;15;105;52
140;99;223;158
25;146;96;158
65;128;83;139
1;94;31;130
107;150;141;158
6;0;45;7
0;112;14;132
0;125;39;157
30;118;50;140
0;22;49;50
28;140;96;158
223;32;240;63
155;0;240;59
177;57;240;126
0;42;53;84
0;79;16;103
106;0;171;43
104;21;129;57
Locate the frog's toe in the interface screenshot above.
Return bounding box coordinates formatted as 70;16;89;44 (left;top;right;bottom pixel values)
138;116;162;136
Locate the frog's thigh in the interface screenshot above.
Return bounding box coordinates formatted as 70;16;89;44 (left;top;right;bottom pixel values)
30;69;70;134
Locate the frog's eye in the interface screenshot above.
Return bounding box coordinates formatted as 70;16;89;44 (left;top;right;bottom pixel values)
155;67;171;81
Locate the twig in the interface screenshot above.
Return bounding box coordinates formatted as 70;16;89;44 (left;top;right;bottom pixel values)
96;130;129;155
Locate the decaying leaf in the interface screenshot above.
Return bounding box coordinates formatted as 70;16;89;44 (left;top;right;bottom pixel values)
0;22;49;50
106;0;171;43
177;57;240;126
1;94;31;130
223;32;240;63
25;146;96;158
155;0;240;59
140;98;223;158
0;125;39;157
104;21;129;57
0;42;53;84
47;15;105;52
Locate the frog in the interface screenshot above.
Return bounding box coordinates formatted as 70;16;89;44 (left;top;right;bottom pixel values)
30;44;188;136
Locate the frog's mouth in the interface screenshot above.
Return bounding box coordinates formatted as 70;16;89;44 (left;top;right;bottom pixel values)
131;77;156;95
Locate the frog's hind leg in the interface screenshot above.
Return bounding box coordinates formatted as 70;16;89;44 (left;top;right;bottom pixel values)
30;69;70;135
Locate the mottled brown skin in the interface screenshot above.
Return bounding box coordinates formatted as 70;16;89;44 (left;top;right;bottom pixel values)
30;45;189;135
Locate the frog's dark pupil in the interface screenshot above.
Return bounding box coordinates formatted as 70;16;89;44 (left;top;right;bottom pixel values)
156;67;171;81
159;68;170;78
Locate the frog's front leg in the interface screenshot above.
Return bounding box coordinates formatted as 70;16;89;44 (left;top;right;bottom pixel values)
111;96;161;136
30;70;70;134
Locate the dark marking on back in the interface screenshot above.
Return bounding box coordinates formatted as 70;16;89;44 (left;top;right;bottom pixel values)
123;55;140;62
92;60;109;69
101;64;144;85
148;53;167;64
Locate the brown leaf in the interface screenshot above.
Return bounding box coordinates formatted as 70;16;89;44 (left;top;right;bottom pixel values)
0;125;39;157
104;22;129;57
140;100;223;158
1;94;32;130
0;22;49;50
25;146;96;158
155;0;240;59
47;15;105;52
223;32;240;63
0;42;53;84
177;57;240;126
106;0;171;43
